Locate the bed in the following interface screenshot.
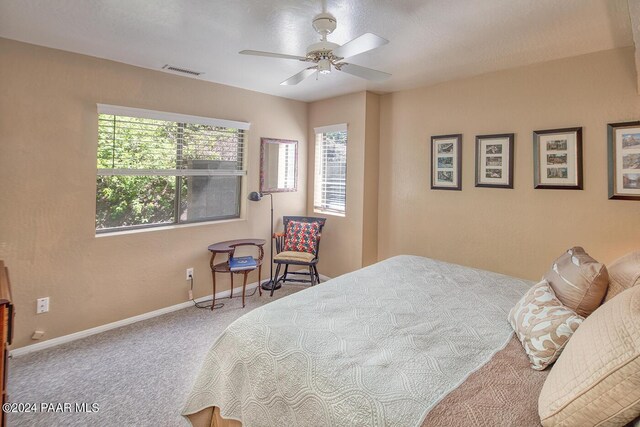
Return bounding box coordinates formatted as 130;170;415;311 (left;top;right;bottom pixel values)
182;255;545;426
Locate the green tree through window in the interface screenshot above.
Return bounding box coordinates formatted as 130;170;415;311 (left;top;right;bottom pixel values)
96;108;246;232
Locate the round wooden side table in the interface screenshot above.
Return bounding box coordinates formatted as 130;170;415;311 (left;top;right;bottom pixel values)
208;239;265;309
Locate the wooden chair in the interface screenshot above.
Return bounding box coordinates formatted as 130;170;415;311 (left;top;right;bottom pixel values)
271;216;326;296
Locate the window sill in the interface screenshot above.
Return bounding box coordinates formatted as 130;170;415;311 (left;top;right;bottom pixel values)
95;217;246;238
313;209;346;218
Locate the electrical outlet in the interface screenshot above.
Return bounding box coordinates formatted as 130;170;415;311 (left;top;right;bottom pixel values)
186;268;194;280
31;330;45;340
36;297;49;314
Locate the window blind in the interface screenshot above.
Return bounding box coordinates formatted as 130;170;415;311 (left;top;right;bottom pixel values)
97;105;249;177
95;105;250;232
314;124;347;215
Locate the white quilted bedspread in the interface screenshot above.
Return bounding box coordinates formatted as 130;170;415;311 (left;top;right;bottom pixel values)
182;255;531;426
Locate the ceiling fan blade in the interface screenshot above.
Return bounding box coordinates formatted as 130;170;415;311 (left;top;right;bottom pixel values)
280;67;318;85
332;33;388;59
337;63;391;82
239;50;308;61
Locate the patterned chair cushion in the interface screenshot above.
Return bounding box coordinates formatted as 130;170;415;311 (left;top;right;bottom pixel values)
508;280;584;370
273;251;315;263
283;221;320;254
543;247;609;317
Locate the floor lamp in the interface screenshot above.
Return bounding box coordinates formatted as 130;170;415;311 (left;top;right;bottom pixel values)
247;191;281;291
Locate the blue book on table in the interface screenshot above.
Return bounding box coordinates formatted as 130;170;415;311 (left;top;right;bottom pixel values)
229;256;257;271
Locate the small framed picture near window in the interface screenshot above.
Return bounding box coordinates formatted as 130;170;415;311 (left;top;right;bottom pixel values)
475;134;514;188
608;121;640;200
533;127;583;190
431;134;462;190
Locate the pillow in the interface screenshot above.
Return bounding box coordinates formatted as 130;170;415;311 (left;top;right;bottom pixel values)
508;280;584;370
543;247;609;317
604;250;640;302
282;221;320;254
538;285;640;427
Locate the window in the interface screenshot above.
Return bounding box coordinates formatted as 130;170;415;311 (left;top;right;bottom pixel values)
277;143;296;189
96;105;249;233
314;124;347;215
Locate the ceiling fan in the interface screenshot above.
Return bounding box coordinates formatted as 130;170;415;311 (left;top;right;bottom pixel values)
240;13;391;86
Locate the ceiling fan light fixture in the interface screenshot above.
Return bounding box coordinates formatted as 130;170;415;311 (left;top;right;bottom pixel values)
318;58;331;74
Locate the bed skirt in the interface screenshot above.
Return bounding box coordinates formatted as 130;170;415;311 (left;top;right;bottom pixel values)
187;406;240;427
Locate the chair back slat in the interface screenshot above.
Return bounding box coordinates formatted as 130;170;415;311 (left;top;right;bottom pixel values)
274;233;285;253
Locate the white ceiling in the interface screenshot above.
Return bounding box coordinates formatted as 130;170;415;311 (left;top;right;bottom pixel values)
0;0;634;102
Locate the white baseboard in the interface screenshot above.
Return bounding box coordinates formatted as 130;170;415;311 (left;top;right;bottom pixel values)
10;271;331;358
10;281;259;358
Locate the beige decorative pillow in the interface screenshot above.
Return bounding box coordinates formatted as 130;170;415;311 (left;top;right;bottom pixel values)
604;250;640;302
538;285;640;427
543;247;609;317
508;280;584;370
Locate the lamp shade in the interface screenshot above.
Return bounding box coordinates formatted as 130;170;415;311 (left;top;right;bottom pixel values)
248;191;262;201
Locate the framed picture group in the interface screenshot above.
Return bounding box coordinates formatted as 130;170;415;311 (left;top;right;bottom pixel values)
429;120;639;200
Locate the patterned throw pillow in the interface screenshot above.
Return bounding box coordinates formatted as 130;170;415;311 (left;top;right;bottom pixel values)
282;221;320;254
508;280;584;370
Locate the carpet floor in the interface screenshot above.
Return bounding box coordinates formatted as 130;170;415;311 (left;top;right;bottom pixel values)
8;284;306;427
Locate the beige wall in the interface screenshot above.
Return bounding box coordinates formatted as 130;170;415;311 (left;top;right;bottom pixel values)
307;92;366;278
378;47;640;280
0;38;308;349
306;91;381;277
362;92;380;267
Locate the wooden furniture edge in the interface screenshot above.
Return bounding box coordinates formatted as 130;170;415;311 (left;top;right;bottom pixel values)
0;262;11;306
0;260;13;427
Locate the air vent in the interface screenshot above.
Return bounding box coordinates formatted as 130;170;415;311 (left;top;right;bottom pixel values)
162;65;204;76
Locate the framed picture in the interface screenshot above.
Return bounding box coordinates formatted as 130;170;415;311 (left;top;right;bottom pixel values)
608;121;640;200
475;133;514;188
533;127;583;190
431;134;462;190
